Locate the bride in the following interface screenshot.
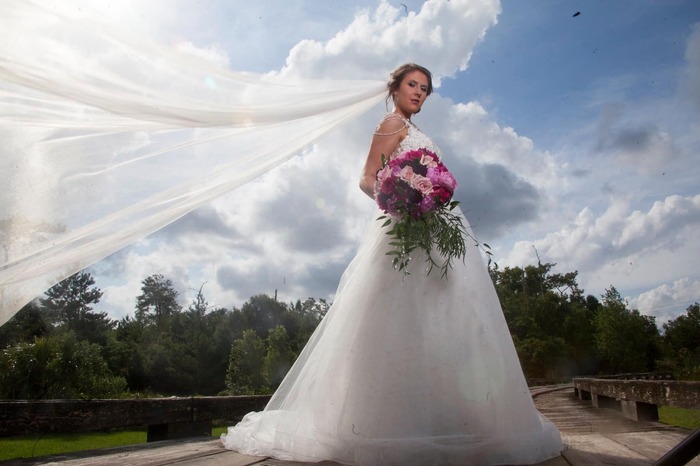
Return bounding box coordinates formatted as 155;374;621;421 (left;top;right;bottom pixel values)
221;63;563;466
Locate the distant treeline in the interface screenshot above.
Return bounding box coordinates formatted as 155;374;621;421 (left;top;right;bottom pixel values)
0;263;698;399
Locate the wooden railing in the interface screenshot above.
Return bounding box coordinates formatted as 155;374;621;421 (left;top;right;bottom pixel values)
0;395;271;441
572;376;700;422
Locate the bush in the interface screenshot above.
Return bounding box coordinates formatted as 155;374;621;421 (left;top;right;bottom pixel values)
0;333;126;399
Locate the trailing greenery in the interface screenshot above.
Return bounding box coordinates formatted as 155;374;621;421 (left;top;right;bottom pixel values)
381;200;474;278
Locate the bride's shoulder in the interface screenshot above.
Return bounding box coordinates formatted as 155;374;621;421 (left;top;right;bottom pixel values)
374;113;409;136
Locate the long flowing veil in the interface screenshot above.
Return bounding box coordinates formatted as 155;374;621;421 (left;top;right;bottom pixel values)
0;0;385;325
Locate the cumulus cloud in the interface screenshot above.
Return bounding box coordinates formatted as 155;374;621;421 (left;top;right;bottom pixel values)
628;278;700;326
502;194;700;308
277;0;500;81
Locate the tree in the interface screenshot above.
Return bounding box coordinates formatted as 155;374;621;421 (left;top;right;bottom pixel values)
110;315;149;391
167;286;232;394
0;300;52;348
492;262;596;378
662;303;700;379
264;325;295;389
287;297;328;353
42;271;113;345
225;329;267;395
240;294;289;339
0;333;126;399
135;274;181;328
594;287;660;373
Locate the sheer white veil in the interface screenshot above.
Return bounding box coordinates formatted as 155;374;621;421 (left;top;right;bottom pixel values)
0;1;385;325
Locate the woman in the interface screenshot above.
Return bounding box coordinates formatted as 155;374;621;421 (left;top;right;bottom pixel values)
222;63;563;465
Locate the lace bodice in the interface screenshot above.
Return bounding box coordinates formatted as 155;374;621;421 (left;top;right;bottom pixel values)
376;113;443;160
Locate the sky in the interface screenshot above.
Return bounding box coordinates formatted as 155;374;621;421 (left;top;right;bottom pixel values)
71;0;700;326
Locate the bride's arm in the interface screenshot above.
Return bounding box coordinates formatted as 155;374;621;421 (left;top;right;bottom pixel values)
359;118;407;199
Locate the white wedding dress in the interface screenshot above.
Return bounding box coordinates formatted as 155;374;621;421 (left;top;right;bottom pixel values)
221;117;563;465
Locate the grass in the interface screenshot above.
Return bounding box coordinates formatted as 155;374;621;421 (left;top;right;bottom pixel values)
0;429;147;461
0;426;233;462
659;405;700;430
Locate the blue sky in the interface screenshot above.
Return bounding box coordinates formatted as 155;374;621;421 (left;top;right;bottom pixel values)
7;0;695;326
456;1;697;147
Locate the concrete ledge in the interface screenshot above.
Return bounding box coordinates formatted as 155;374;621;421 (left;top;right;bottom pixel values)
0;395;271;439
572;377;700;422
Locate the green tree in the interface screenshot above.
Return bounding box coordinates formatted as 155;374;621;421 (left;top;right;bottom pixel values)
594;287;660;373
135;274;181;328
42;271;113;345
0;333;126;399
0;300;52;348
109;315;151;392
264;325;295;389
225;329;267;395
287;297;328;353
662;303;700;379
240;294;289;339
492;262;596;378
167;285;233;394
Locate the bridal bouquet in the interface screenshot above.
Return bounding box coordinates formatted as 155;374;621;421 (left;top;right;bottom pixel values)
375;148;475;278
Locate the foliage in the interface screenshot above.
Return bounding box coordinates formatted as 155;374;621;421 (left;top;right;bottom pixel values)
264;325;296;388
662;303;700;379
380;201;472;278
1;263;694;400
226;329;268;395
43;272;114;346
492;262;597;378
0;300;52;348
594;287;660;374
240;294;289;339
0;333;126;399
135;274;181;327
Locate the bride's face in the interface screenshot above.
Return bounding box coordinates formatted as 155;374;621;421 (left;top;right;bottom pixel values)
394;70;429;118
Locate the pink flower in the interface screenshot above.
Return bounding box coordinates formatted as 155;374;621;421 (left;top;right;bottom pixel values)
377;165;391;183
410;175;433;195
420;153;438;168
437;171;457;191
399;165;416;182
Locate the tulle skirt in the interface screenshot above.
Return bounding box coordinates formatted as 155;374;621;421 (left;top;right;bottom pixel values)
221;208;562;465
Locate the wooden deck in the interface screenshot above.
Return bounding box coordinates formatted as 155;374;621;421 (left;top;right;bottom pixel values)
5;386;698;465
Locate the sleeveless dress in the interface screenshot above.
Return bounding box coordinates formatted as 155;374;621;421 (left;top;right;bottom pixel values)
221;115;563;465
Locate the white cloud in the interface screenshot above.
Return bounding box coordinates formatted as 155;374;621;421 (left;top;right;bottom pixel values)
502;194;700;308
276;0;500;81
628;278;700;326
